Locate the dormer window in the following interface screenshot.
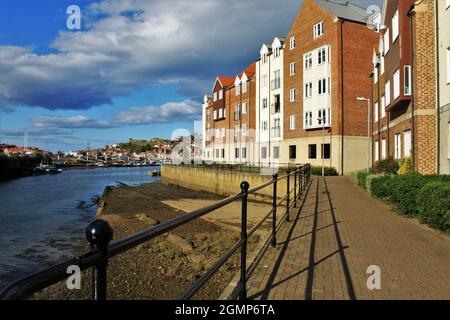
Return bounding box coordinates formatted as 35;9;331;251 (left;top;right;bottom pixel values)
242;81;247;93
262;54;267;64
313;21;324;38
290;36;295;50
213;92;217;102
274;47;280;58
235;84;240;96
218;89;223;100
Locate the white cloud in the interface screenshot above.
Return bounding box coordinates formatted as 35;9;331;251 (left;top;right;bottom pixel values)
117;99;200;125
33;115;113;129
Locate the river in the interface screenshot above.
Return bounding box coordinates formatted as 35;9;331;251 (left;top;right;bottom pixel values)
0;166;160;289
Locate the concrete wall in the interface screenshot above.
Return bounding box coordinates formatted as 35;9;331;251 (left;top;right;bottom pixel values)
161;165;300;202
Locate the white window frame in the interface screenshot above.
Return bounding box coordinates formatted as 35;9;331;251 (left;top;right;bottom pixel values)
289;115;296;130
304;82;313;99
262;98;268;109
304;53;313;69
393;69;400;99
273;146;280;159
392;10;399;42
404;130;411;157
242;81;247;93
384;28;390;55
313;21;324;38
318;78;327;95
290;62;296;76
385;80;391;106
318;47;327;65
375;141;379;161
218;89;223;100
242;102;248;114
213;92;217;102
381;139;387;160
290;88;296;102
394;133;402;159
290;36;295;50
381;95;386;118
404;65;412;95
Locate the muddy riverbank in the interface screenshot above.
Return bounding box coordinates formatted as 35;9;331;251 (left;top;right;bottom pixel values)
33;182;264;300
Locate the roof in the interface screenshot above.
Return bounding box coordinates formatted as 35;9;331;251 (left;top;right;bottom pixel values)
312;0;370;24
216;76;234;88
239;63;256;78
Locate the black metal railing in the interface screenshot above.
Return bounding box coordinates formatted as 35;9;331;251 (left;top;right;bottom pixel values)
0;164;311;300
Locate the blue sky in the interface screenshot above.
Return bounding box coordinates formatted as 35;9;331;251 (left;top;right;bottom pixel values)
0;0;381;152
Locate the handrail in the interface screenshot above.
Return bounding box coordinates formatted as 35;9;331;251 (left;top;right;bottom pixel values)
0;163;311;300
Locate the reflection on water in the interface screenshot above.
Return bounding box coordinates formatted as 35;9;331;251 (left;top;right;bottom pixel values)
0;166;159;288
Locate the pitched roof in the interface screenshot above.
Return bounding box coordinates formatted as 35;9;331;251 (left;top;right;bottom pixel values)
239;63;256;78
217;76;234;88
312;0;370;24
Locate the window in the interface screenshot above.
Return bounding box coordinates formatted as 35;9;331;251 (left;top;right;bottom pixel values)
290;36;295;50
218;108;223;119
221;149;225;159
218;90;223;100
318;78;327;95
404;130;411;157
393;69;400;99
313;21;324;38
271;69;281;90
273;146;280;159
213;110;217;120
273;94;281;113
274;47;280;58
242;81;247;93
305;82;313;98
318;47;327;64
384;28;390;54
234;125;240;141
392;10;399;42
304;111;313;128
380;54;385;74
234;104;240;120
235;148;240;159
242;123;247;136
381;139;386;160
235;84;240;96
404;65;412;95
375;141;379;161
381;95;386;118
215;149;219;158
394;133;401;159
385;80;391;106
374;101;379;122
290;62;296;76
318;109;329;126
321;144;330;159
213;92;217;102
290;88;296;102
261;121;268;131
242;147;247;159
262;54;267;64
261;147;267;159
374;66;378;83
289;115;296;130
273;118;281;138
304;53;313;69
261;74;268;88
308;144;317;159
289;145;297;159
242;102;248;114
262;98;268;109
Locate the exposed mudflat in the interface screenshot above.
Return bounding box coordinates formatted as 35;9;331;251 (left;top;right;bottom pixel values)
33;182;262;300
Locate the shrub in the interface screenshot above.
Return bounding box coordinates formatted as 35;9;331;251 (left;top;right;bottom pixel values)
356;171;370;189
365;174;390;197
417;182;450;231
390;173;427;215
397;157;412;175
372;157;399;175
311;166;338;176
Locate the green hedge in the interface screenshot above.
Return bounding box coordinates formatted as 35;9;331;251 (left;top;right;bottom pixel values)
311;166;338;176
417;182;450;231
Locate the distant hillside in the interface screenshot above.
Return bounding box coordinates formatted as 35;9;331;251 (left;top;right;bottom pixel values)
119;138;173;153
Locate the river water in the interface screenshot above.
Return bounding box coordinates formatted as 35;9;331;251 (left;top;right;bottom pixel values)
0;166;160;289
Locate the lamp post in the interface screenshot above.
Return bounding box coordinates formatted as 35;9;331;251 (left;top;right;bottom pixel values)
357;97;371;173
317;116;325;177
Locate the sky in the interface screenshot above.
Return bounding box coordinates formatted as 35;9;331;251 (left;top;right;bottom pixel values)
0;0;382;152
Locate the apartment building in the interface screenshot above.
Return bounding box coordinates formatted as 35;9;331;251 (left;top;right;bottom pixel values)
283;0;377;174
202;65;257;164
371;0;444;174
255;37;285;166
438;0;450;174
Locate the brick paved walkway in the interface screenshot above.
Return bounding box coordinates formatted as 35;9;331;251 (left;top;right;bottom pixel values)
247;176;450;300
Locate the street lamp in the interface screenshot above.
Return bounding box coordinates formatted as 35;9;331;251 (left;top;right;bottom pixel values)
357;97;371;173
317;116;325;177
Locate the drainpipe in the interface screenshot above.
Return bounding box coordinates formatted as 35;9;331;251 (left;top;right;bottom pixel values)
435;0;441;174
407;5;416;172
340;19;345;175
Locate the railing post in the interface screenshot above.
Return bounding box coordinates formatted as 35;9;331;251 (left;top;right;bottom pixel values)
294;169;297;208
272;174;278;248
86;219;113;301
239;181;249;300
286;169;290;222
299;166;303;198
